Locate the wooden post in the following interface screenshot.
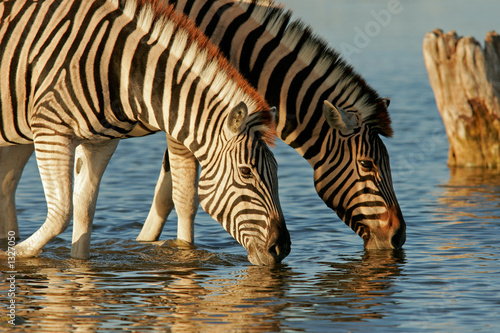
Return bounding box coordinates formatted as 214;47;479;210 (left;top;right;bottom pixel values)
423;29;500;168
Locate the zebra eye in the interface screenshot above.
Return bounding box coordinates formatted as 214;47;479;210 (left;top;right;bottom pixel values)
359;160;374;171
239;166;253;178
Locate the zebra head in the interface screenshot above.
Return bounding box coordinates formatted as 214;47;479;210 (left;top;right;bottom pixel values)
197;102;291;265
315;100;406;250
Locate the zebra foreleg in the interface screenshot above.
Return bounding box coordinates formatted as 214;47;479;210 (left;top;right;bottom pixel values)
136;148;174;242
14;137;77;258
0;145;34;241
71;139;119;259
137;135;199;244
166;135;199;244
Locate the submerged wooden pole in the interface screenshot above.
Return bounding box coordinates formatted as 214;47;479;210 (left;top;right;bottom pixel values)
423;29;500;168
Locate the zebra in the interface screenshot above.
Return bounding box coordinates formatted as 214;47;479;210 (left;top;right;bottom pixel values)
135;0;406;250
0;0;291;265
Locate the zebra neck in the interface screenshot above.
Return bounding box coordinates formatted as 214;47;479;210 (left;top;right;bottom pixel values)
167;0;389;155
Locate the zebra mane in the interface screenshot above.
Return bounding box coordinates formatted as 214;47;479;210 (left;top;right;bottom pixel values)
240;0;393;137
114;0;276;145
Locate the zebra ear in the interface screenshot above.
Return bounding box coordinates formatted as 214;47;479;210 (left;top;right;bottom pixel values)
226;101;249;134
269;106;277;121
322;100;359;133
383;97;391;108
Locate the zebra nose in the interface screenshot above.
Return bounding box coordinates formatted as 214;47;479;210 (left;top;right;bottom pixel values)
389;205;406;249
266;221;291;263
391;230;405;249
391;218;406;249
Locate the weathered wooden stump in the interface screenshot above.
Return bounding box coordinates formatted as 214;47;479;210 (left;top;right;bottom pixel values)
423;29;500;168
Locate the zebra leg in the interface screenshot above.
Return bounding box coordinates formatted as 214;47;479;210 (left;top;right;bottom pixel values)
14;137;77;258
71;139;119;259
166;134;199;244
136;148;174;242
0;145;34;240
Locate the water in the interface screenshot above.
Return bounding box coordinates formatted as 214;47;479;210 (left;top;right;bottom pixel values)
2;0;500;331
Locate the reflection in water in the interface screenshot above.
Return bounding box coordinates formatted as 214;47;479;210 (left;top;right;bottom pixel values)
438;168;500;217
432;167;500;256
1;242;406;331
397;167;500;332
160;266;289;332
322;250;405;297
16;266;102;332
313;250;405;322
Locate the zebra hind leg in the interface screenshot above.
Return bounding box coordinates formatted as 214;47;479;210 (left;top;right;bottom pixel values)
71;139;119;259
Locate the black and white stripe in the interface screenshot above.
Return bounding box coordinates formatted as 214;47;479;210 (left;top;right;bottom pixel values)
143;0;406;249
0;0;290;264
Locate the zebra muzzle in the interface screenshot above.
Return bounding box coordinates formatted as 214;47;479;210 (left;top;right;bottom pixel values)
358;204;406;250
247;220;291;266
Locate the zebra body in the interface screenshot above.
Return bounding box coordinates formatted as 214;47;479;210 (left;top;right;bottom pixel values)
138;0;406;249
0;0;290;265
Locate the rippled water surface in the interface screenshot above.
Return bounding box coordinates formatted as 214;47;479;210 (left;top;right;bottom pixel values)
2;1;500;332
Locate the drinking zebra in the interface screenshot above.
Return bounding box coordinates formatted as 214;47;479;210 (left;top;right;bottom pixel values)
0;0;290;265
137;0;406;250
